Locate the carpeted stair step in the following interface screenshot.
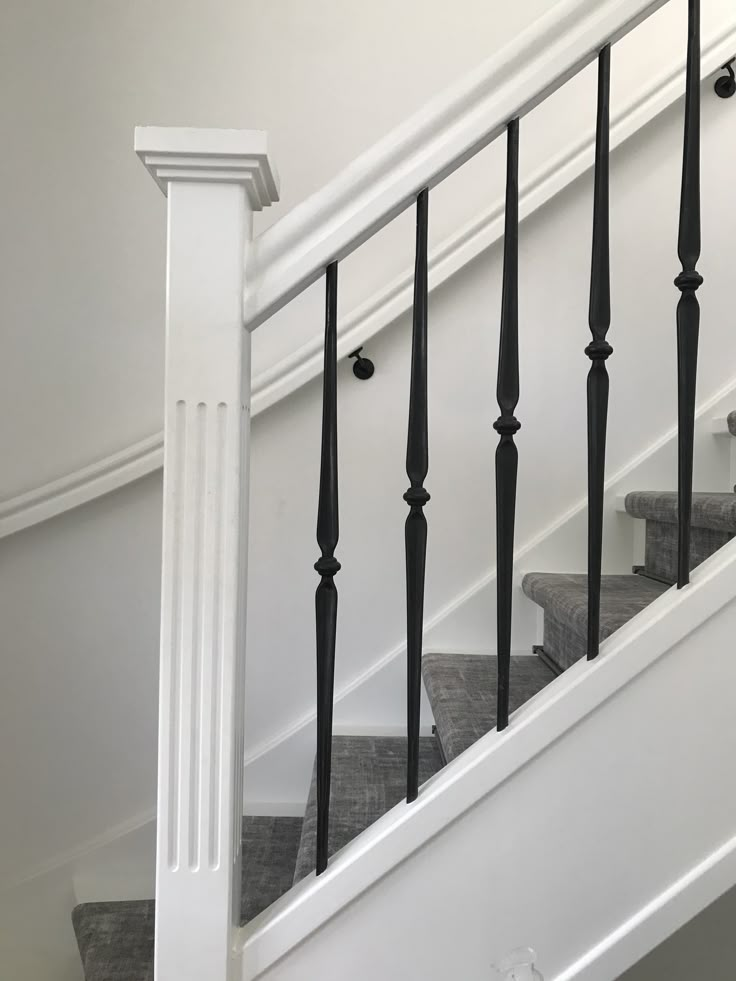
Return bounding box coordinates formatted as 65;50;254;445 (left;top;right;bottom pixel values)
72;815;303;981
624;491;736;583
293;735;443;883
73;901;154;981
522;572;669;671
422;653;556;763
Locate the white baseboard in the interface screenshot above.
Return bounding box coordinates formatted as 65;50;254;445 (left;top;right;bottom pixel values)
555;833;736;980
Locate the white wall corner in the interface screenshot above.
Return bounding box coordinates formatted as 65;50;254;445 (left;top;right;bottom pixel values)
134;126;280;211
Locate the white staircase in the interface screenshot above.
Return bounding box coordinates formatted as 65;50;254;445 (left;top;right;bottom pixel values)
128;0;736;977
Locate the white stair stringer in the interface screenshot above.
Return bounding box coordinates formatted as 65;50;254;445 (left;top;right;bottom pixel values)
238;537;736;981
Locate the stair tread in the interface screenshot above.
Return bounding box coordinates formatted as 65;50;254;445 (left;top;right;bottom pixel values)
72;901;154;981
72;815;303;981
625;490;736;532
422;653;556;763
522;572;669;644
293;735;443;883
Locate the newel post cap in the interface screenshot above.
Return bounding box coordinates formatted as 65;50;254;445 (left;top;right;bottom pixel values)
134;126;280;211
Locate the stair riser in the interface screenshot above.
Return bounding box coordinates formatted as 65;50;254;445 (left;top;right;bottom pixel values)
293;737;443;884
522;573;668;674
644;521;733;584
542;611;587;672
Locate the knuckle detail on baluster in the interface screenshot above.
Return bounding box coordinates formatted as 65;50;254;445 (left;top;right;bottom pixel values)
493;415;521;436
674;270;704;292
314;555;341;577
403;486;431;507
585;339;613;360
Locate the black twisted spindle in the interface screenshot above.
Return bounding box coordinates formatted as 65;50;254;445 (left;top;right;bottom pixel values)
494;119;520;732
586;45;612;660
314;261;340;874
675;0;702;589
405;188;430;803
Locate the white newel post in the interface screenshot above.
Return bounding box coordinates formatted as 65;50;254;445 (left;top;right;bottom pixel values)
135;128;279;981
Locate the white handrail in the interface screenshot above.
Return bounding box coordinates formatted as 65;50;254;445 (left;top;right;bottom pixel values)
243;0;670;332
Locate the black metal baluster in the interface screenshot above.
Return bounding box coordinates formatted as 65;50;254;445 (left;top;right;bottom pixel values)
405;188;430;803
314;261;340;874
586;46;612;660
675;0;703;588
494;119;520;732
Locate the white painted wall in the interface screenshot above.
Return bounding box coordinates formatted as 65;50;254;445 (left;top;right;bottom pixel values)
0;472;161;885
0;0;552;499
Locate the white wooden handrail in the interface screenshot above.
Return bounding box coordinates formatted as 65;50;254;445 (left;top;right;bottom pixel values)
243;0;670;332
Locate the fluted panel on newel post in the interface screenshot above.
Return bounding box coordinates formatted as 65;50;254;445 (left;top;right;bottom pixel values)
314;261;341;874
675;0;703;589
585;45;613;660
135;127;279;981
405;188;430;803
494;119;521;733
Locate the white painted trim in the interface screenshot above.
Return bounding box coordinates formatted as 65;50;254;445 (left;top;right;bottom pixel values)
243;0;675;332
2;19;734;541
0;433;164;538
246;19;736;398
144;130;280;981
0;805;157;894
711;415;732;435
135;127;280;210
236;537;736;978
553;833;736;980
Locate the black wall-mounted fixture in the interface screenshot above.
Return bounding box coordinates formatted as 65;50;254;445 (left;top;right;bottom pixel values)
715;59;735;98
348;347;375;380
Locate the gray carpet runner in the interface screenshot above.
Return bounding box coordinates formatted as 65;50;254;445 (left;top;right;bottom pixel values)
625;491;736;583
625;491;736;532
293;735;443;883
72;816;302;981
422;653;556;762
522;573;669;670
73;901;154;981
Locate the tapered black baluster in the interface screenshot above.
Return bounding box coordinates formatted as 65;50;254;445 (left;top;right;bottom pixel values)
675;0;703;588
405;188;430;803
494;120;520;732
586;46;612;660
314;261;340;874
